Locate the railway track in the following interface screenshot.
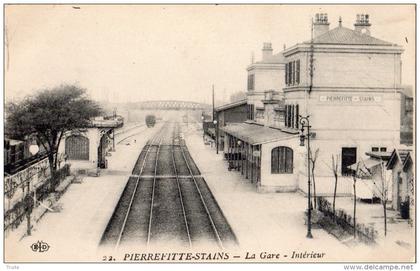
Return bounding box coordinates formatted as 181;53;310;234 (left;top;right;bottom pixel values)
100;121;237;249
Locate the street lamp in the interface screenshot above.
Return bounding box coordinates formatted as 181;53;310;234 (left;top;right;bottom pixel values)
201;114;205;141
26;141;40;236
213;119;218;154
299;115;313;239
237;140;242;171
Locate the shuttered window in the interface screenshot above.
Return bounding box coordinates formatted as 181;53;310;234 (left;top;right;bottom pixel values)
296;60;300;84
247;74;255;91
295;104;300;129
291;105;295;128
271;146;293;174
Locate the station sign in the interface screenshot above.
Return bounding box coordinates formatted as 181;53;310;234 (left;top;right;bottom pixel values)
319;95;382;103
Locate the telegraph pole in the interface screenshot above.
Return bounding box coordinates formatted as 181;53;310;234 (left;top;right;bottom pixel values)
309;18;315;94
212;84;215;121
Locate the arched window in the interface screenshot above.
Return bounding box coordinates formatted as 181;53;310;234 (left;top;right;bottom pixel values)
271;146;293;174
65;135;89;160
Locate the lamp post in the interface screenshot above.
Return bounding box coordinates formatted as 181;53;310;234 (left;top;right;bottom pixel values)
213;119;218;154
26;142;40;236
299;115;313;239
237;140;242;172
201;114;205;141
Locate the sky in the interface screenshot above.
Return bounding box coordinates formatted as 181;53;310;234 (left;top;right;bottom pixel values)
5;4;415;104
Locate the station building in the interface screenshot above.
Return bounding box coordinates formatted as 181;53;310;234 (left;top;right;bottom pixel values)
58;115;123;175
221;13;405;196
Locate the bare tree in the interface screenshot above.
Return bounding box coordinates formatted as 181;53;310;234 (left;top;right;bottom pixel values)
351;162;360;239
360;161;391;236
331;154;340;214
309;148;320;209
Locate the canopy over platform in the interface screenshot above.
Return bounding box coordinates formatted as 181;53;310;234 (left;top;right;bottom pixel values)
221;123;297;145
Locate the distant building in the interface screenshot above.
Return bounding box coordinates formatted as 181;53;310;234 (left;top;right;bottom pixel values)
246;42;286;127
400;85;413;145
58;115;123;174
386;148;413;220
221;13;404;194
214;99;248;152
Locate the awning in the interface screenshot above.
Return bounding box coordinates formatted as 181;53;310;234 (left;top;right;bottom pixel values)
349;158;382;171
220;123;297;145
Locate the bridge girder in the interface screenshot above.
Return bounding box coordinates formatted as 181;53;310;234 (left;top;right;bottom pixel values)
135;100;211;111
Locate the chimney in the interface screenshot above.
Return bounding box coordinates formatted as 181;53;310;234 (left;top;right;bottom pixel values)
262;42;273;61
313;13;330;38
354;14;371;35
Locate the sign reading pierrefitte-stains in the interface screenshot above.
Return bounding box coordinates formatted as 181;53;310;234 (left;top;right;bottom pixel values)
319;95;382;103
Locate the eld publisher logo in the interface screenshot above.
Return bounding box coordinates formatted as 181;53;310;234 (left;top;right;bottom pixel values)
30;241;50;253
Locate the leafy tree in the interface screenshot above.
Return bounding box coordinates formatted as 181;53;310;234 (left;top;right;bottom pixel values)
6;85;102;188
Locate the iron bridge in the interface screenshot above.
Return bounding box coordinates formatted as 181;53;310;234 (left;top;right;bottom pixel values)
132;100;211;111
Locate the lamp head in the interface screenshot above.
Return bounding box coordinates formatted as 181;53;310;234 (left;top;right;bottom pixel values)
29;144;40;155
299;134;305;147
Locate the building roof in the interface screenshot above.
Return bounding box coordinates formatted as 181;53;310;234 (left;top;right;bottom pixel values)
5;138;24;146
220;123;297;145
254;51;286;64
305;26;394;46
215;99;247;112
401;85;413;98
365;151;392;160
386;149;413;171
349;158;383;174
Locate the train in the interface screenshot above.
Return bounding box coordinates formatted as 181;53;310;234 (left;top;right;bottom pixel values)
145;114;156;128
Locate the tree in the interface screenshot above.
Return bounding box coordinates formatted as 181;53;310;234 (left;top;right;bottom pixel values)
351;162;361;239
360;161;391;236
6;85;102;189
331;154;340;214
309;148;319;210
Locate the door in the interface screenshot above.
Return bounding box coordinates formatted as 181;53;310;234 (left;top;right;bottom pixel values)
341;147;357;176
65;135;89;160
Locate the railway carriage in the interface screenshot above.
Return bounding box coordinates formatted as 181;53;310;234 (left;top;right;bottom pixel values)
145;115;156;128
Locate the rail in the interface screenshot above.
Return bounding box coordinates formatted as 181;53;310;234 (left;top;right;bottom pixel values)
171;124;192;247
114;126;164;249
177;123;224;249
146;127;164;246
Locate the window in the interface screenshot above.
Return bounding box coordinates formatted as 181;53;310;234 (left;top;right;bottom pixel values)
288;62;292;86
290;105;295;128
285;60;301;86
272;146;293;173
284;104;299;129
247;104;255;120
371;146;387;152
287;105;292;127
247;74;255;91
405;98;413;113
291;61;295;85
341;147;357;176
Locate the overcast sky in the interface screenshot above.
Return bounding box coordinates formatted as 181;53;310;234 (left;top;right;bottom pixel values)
5;4;415;104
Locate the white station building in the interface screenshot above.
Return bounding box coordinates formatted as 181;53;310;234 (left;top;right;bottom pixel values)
221;13;404;196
